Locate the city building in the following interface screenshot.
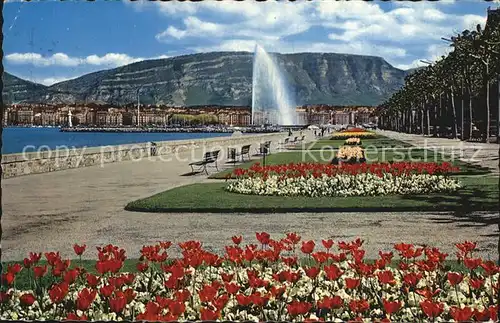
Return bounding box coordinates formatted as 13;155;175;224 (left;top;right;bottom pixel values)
2;103;378;127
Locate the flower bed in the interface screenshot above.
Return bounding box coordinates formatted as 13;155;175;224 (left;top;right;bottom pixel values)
226;162;461;197
331;132;377;140
342;127;368;133
337;146;364;160
344;138;362;146
1;235;498;322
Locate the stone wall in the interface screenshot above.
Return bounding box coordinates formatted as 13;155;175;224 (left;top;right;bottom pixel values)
1;132;292;178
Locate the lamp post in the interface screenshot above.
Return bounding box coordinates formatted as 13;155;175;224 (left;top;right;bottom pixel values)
136;86;144;127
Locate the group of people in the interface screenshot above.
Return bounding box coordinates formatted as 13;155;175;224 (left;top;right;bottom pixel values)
314;128;326;137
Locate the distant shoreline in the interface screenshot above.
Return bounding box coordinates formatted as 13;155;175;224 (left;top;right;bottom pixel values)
59;126;287;133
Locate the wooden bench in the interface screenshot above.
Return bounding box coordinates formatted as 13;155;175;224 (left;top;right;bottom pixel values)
188;150;220;175
228;145;251;164
278;137;290;149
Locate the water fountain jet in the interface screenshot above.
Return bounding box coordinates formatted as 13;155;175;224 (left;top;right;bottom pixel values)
251;44;297;125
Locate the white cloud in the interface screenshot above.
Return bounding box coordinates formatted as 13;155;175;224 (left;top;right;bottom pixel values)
462;14;487;31
193;39;407;62
5;53;170;67
155;1;312;43
5;52;80;67
395;60;427;71
37;76;73;86
426;43;454;61
394;42;454;71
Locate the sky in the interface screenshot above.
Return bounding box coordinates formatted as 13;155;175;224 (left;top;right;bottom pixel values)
3;0;499;86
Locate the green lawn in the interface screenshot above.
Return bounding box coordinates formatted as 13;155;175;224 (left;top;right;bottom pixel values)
125;175;499;213
292;137;413;150
209;149;491;179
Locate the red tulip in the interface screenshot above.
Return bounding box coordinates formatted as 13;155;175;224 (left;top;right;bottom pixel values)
301;240;316;254
64;268;80;284
305;266;320;279
49;282;69;304
136;262;149;273
168;300;186;316
287;300;312;316
345;278;360;289
256;232;270;245
0;291;11;304
29;252;42;264
470;278;484;290
377;270;396;285
1;272;15;286
33;265;47;278
198;284;218;302
174;289;191;303
480;261;500;276
324;264;344;280
463;257;482;270
76;288;97;311
220;272;233;282
20;293;36;306
236;294;252;306
420;300;444;319
286;232;301;244
225;282;240;295
73;244;87;256
450;306;473;322
349;299;370;313
231;235;242;245
23;258;32;269
65;313;89;321
447;272;463;286
382;299;401;315
8;263;23;275
86;273;100;288
109;295;127;313
403;272;422;287
321;239;334;249
317;296;343;310
200;307;219;320
99;284;114;298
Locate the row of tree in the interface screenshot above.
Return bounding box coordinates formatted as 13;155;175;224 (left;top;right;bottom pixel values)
376;8;500;143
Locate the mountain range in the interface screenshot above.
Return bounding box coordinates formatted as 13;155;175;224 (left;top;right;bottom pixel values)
2;51;409;107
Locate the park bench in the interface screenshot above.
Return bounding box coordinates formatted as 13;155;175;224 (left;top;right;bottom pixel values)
278;137;290;149
188;150;220;175
228;145;251;165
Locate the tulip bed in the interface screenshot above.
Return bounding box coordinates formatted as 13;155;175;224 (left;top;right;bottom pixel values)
344;138;362;146
1;234;498;322
331;129;378;140
226;161;462;197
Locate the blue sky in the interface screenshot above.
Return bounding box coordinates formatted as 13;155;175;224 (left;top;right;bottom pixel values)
3;0;498;86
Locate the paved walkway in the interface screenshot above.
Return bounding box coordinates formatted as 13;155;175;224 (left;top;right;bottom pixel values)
2;130;498;261
378;130;500;174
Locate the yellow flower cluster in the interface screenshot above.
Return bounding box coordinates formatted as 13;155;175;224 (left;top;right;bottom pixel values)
345;137;361;145
337;146;365;159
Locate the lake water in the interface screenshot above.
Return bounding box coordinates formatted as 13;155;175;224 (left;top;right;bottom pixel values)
2;127;231;154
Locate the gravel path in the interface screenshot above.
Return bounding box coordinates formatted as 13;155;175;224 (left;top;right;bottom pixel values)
2;130;498;261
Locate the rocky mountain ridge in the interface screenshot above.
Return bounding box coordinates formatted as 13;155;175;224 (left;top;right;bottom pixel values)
3;51;408;106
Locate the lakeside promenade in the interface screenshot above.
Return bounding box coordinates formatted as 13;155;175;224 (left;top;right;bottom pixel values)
2;130;498;261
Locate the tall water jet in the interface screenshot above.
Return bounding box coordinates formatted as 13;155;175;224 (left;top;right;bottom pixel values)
251;44;297;125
